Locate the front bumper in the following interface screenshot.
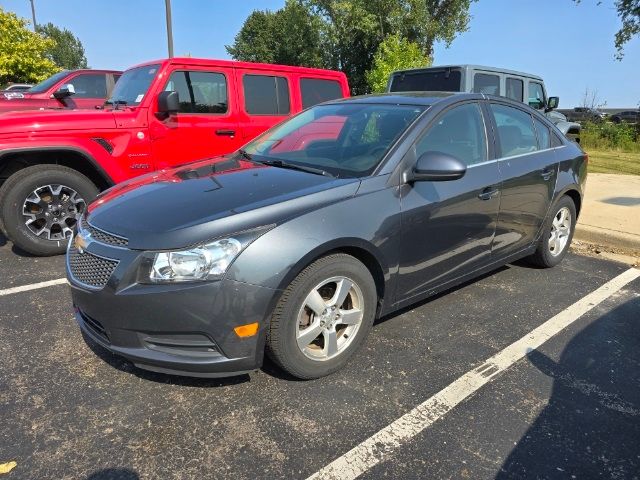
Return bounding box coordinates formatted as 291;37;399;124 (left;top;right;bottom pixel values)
67;231;280;378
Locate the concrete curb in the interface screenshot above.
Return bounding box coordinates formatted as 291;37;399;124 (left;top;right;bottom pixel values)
575;223;640;255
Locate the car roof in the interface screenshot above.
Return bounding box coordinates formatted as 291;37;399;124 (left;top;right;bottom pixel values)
326;91;483;106
392;64;544;82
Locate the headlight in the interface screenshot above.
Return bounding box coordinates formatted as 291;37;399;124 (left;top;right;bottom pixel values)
150;238;242;282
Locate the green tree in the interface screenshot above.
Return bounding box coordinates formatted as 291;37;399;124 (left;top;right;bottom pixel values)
366;34;430;92
226;0;325;68
37;22;88;69
0;8;60;85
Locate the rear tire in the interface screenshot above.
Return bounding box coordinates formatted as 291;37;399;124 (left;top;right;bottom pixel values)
527;195;576;268
0;165;98;256
266;254;377;379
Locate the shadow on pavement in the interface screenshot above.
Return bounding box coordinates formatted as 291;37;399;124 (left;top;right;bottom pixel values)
86;468;140;480
601;196;640;206
82;331;250;388
496;296;640;479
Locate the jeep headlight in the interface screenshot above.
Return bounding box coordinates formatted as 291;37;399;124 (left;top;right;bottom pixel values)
150;238;243;282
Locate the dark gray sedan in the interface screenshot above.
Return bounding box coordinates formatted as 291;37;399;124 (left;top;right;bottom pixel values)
67;93;587;379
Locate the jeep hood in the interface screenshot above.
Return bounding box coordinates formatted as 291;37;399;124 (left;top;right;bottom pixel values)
0;109;117;135
86;156;360;250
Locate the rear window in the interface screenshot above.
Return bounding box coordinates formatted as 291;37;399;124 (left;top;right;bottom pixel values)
473;73;500;95
244;75;290;115
300;78;343;109
389;70;461;92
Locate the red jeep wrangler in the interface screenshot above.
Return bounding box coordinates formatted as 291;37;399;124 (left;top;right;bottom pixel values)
0;58;349;255
0;69;122;113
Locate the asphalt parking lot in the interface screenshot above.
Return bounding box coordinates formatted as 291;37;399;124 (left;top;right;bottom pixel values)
1;234;639;480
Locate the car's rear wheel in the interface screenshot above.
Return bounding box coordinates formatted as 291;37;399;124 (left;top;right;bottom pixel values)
0;165;98;256
527;195;576;268
266;253;377;379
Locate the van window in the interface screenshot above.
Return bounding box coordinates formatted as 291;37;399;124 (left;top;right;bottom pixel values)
300;78;343;109
69;74;107;98
528;82;545;109
533;117;551;149
473;73;500;95
244;75;290;115
506;78;523;102
416;103;487;166
164;71;228;114
490;103;538;157
389;69;461;93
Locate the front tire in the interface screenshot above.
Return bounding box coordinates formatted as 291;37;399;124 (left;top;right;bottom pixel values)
0;165;98;256
527;195;576;268
266;254;377;379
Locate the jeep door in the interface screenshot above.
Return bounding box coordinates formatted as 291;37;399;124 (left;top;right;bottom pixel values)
52;72;109;109
397;101;500;302
488;101;557;258
149;66;244;168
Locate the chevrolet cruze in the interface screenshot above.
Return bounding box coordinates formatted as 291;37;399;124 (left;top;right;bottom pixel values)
67;93;587;379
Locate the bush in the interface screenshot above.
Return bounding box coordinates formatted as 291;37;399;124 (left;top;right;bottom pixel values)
580;121;640;152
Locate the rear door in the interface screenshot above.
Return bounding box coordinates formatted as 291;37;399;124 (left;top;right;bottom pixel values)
488;101;557;258
397;101;501;301
149;66;243;168
236;70;293;144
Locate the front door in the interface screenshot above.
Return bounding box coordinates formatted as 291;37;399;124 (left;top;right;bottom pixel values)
397;102;501;303
149;67;243;169
488;102;556;258
57;72;109;109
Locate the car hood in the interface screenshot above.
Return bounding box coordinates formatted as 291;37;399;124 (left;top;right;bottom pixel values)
86;156;360;250
0;108;117;135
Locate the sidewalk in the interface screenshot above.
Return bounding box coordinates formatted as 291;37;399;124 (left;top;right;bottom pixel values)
575;173;640;254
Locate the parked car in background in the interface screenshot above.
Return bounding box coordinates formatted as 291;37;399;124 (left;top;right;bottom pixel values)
0;57;349;256
1;83;33;92
564;107;607;123
0;69;121;113
610;110;640;124
67;92;586;379
386;65;581;142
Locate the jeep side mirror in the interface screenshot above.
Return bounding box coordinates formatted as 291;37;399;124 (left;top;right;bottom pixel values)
157;90;179;119
547;96;559;111
52;84;75;99
407;151;467;182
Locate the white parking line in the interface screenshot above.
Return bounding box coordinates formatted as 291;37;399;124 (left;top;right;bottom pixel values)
308;267;640;480
0;278;68;297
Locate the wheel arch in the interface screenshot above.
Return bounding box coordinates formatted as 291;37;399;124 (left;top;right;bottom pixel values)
0;146;114;191
558;186;582;218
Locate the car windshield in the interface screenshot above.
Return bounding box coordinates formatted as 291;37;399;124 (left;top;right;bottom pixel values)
106;64;160;106
27;70;70;93
242;103;426;178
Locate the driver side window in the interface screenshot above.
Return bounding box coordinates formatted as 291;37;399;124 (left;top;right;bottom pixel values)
416;103;487;166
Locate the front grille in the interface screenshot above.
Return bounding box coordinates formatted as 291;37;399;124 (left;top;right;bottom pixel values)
79;310;110;343
80;217;128;247
68;246;118;289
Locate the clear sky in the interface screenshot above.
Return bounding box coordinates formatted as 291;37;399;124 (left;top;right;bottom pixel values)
2;0;638;107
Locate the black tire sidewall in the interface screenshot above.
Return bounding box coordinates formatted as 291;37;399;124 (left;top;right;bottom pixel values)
269;255;377;379
1;167;98;256
538;196;577;267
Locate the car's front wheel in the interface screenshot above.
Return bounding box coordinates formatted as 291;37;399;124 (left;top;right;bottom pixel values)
266;253;377;379
527;195;577;268
0;165;98;256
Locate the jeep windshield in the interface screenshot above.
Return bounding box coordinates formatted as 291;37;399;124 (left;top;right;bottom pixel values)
389;68;461;93
242;103;426;178
27;71;71;94
106;64;160;107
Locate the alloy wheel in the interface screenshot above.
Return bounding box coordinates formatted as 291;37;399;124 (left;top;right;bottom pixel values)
548;206;571;256
22;184;86;241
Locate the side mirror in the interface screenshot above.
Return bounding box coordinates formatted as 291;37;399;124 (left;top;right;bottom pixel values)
408;151;467;182
547;96;559;111
52;84;75;99
156;90;179;119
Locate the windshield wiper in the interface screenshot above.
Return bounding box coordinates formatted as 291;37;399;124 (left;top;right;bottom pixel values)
238;149;252;161
254;158;335;178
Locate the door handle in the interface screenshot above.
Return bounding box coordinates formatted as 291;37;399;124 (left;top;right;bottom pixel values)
215;129;236;137
541;168;554;181
478;187;500;201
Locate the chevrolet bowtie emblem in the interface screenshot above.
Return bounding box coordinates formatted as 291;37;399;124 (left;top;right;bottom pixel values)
74;231;91;253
